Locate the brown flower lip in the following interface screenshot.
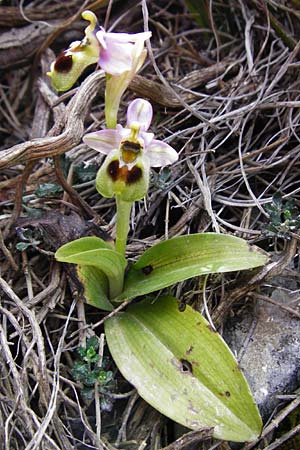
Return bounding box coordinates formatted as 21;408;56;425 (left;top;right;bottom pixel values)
107;160;142;184
54;53;73;73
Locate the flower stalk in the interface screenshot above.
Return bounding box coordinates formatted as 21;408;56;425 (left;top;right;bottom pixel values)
115;196;132;256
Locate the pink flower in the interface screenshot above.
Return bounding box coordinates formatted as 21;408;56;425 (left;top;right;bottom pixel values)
84;98;178;167
96;28;151;76
83;98;178;201
48;10;151;95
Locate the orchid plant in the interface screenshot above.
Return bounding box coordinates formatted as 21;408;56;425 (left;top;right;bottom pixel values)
50;9;267;444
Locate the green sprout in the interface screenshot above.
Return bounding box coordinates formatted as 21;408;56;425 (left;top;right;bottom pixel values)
16;228;42;252
265;192;300;239
35;182;63;198
72;336;115;411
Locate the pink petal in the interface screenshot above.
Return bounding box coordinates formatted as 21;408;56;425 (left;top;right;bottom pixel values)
127;98;153;130
140;130;154;147
97;35;134;74
83;129;122;154
104;31;152;44
146;140;178;167
96;28;107;49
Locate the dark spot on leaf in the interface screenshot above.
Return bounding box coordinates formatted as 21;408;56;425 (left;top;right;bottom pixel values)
185;345;194;355
126;166;142;184
54;53;73;73
142;265;153;275
107;160;119;181
178;302;186;312
219;390;230;397
180;359;193;374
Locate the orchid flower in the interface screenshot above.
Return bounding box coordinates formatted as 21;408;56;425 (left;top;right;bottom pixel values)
47;11;151;127
47;11;100;92
103;30;151;128
83;98;178;202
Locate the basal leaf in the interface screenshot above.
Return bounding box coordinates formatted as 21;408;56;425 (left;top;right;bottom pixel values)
114;233;268;301
55;237;126;298
105;296;262;442
77;265;113;311
55;236;113;255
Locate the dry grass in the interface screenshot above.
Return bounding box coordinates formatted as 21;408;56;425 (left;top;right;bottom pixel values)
1;0;300;449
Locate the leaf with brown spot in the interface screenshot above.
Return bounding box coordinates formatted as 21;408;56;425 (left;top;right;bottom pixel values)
105;296;262;442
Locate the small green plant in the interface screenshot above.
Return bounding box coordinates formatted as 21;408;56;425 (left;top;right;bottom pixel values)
74;162;98;183
16;228;41;251
49;9;268;443
72;336;115;411
150;166;172;191
35;182;63;198
265;192;300;239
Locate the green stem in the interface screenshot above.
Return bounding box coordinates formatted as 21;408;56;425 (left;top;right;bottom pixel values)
105;73;130;129
115;196;132;256
105;104;117;129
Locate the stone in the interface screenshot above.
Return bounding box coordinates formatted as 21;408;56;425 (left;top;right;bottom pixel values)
223;277;300;419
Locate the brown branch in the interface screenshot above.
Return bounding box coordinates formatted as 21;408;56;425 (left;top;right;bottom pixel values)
249;292;300;320
131;60;233;107
0;60;234;170
242;394;300;450
0;2;81;26
0;70;105;170
161;429;214;450
53;155;101;220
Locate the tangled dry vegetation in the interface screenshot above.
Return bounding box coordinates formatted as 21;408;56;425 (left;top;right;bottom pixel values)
1;0;300;449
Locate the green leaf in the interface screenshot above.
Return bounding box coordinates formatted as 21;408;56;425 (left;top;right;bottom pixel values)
105;296;262;442
55;237;126;299
184;0;210;28
55;236;113;254
77;265;114;311
72;361;90;382
16;242;33;251
86;336;99;351
85;369;101;386
114;233;268;301
35;182;63;198
74;162;98;182
81;386;95;401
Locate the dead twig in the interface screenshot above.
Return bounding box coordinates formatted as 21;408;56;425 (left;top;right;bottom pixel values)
160;428;214;450
248;292;300;319
212;239;298;327
242;394;300;450
0;70;105;169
